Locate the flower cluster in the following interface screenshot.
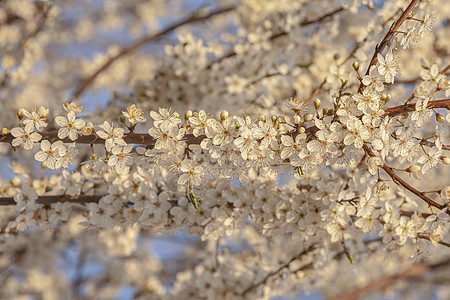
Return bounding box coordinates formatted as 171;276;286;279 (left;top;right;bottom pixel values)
0;0;449;299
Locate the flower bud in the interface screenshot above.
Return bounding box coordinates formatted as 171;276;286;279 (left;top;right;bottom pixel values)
352;61;359;71
292;114;302;124
81;123;93;135
314;99;321;110
277;116;286;123
298;126;306;133
11;177;21;187
260;115;266;122
441;186;450;201
220;110;229;120
381;94;387;101
2;128;10;135
304;113;313;122
436;114;444;122
442;156;450;165
271;115;277;123
263;20;272;30
17;108;26;120
2;54;15;69
37;106;49;118
185;110;193;120
173;112;180;119
410;165;421;173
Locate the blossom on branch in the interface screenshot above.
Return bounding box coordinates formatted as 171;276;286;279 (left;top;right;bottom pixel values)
11;126;41;150
97;121;126;151
55;111;85;141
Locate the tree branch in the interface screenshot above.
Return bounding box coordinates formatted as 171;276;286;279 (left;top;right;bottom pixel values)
0;131;204;146
0;99;448;208
210;6;344;67
359;0;420;93
363;144;448;212
305;5;404;102
331;258;450;300
384;99;450;117
241;245;317;296
0;194;103;206
417;234;450;248
72;5;236;98
1;100;447;147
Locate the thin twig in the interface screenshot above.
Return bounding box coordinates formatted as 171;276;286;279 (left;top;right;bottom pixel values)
384;98;450;117
1;100;447;147
0;194;103;206
15;4;51;63
0;99;448;207
417;234;450;248
209;7;344;68
331;258;450;300
363;144;448;212
72;5;236;98
241;245;317;296
306;6;404;102
358;0;420;93
0;131;205;147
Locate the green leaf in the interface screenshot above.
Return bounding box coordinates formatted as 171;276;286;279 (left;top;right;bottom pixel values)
295;166;304;176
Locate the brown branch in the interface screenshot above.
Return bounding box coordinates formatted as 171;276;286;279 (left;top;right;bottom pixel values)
440;64;450;74
301;7;344;26
418;139;450;151
305;38;359;103
210;7;344;67
0;194;103;206
393;64;449;84
395;77;421;84
358;0;420;93
417;234;450;248
304;6;402;103
331;258;450;300
1;99;447;146
0;193;180;206
16;3;51;62
72;5;236;98
400;210;432;218
241;245;317;296
384;99;450;117
0;100;448;207
382;98;450;150
0;131;204;146
363;144;448;212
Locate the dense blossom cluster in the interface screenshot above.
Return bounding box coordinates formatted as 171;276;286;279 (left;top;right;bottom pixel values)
0;0;449;299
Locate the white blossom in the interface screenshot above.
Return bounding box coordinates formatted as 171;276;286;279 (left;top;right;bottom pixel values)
34;140;65;169
377;52;398;84
178;159;204;186
55;111;85;141
108;145;134;174
411;97;433;127
11;126;41;150
123;104;146;125
417;147;442;174
23;107;48;132
97;121;126;151
150;107;181;131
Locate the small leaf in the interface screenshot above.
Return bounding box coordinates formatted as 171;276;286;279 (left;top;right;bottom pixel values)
188;183;200;210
